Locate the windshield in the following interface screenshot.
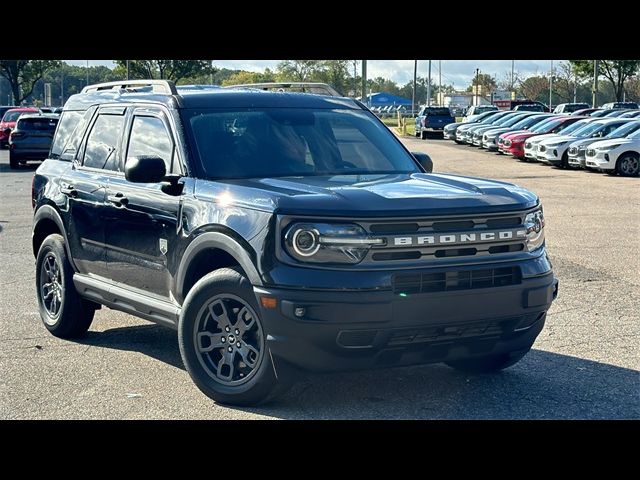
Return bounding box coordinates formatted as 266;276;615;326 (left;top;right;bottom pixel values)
561;120;593;136
574;122;605;138
480;111;508;124
468;111;498;123
530;118;562;133
628;129;640;140
605;121;640;138
512;115;549;130
501;114;530;127
184;108;421;179
2;110;29;123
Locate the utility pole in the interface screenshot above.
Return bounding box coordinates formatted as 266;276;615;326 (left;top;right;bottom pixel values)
210;60;214;85
592;60;599;108
60;72;64;107
412;60;417;114
573;65;577;103
427;60;432;107
511;60;515;91
438;60;442;106
475;68;480;106
126;60;130;80
353;60;357;97
86;60;89;86
361;60;367;106
549;60;553;111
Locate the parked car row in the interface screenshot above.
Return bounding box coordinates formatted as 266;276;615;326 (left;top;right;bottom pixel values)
0;106;61;168
440;103;640;177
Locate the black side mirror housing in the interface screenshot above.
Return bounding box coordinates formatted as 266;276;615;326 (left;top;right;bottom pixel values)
125;156;167;183
412;151;433;173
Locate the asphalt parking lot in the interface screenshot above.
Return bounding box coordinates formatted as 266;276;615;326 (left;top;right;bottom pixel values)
0;140;638;420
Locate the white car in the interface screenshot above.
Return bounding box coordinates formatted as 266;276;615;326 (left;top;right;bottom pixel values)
462;105;498;123
537;119;625;168
566;119;636;168
524;118;596;161
584;130;640;176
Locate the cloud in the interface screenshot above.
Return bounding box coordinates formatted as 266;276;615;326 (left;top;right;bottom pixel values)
66;59;560;90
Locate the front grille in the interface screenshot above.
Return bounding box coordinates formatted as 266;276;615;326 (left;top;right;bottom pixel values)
392;266;521;294
568;146;578;155
586;149;596;157
387;320;504;346
362;211;529;264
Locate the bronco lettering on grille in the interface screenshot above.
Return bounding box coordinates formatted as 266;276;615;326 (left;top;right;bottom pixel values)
391;229;526;247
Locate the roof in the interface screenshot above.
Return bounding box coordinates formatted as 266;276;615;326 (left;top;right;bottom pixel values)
64;80;359;111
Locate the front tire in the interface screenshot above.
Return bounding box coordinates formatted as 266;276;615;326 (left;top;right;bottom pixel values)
421;130;428;140
178;267;285;406
616;153;640;177
446;348;530;374
36;234;95;338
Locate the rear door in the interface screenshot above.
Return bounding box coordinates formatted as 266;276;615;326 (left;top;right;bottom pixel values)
104;106;183;299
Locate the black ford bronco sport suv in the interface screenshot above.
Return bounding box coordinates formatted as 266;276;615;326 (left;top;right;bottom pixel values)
32;80;558;406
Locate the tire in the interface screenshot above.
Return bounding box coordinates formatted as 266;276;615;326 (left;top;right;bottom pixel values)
446;348;530;374
560;151;569;169
415;130;421;138
9;151;19;169
178;267;288;406
36;234;96;338
421;130;428;140
615;153;640;177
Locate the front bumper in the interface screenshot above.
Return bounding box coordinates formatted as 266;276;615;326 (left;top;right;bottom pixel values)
537;148;563;164
568;151;586;168
585;150;615;170
504;143;525;158
255;264;558;373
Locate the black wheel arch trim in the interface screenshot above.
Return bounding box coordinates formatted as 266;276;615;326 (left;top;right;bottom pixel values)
32;204;78;271
175;231;263;305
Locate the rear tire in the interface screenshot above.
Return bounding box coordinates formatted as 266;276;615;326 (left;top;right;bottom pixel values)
9;151;19;169
36;234;96;338
446;348;530;374
178;267;291;406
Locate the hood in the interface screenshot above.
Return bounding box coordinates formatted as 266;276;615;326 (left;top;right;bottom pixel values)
483;127;512;136
539;134;576;146
588;138;634;149
568;137;605;149
501;130;530;140
194;173;539;217
527;133;558;145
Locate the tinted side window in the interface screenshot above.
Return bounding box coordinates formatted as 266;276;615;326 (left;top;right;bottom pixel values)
83;114;125;171
50;111;83;159
126;116;173;171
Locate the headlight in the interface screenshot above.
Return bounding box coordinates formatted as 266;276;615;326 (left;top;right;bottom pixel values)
523;207;545;251
597;143;622;151
284;223;385;264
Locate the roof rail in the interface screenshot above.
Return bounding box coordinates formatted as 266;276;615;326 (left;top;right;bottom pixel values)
81;80;178;95
224;82;340;97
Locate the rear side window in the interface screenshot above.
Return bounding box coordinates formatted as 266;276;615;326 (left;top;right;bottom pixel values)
50;111;83;159
17;117;58;131
126;116;174;172
83;114;125;171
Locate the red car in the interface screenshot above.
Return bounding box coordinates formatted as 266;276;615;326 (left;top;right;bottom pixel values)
0;107;39;147
498;116;586;159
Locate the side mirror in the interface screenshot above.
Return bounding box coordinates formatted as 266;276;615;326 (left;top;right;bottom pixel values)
412;151;433;173
125;156;166;183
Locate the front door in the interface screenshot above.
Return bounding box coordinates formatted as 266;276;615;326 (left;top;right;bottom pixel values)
104;108;182;299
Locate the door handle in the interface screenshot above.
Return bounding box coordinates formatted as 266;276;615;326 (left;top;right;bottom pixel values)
107;192;128;207
60;185;77;198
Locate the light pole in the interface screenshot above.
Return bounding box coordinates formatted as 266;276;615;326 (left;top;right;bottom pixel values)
592;60;599;108
412;60;417;114
549;60;553;111
511;60;515;97
475;68;480;106
126;60;130;80
86;60;89;86
427;60;431;107
438;60;442;106
361;60;367;106
210;60;214;85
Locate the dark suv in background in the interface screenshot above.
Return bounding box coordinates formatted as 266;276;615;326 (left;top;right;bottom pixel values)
32;80;557;406
8;113;59;168
414;106;456;139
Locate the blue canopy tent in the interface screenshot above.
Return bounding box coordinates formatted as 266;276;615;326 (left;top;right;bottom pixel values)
359;92;412;108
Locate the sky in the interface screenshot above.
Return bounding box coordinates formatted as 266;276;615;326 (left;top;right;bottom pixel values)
67;60;559;90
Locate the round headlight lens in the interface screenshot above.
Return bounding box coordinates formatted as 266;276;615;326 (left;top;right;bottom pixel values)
291;228;320;257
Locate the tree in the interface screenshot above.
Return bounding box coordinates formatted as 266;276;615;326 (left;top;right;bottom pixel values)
466;73;497;96
114;60;213;84
276;60;322;82
0;60;61;104
570;60;640;102
518;75;549;103
221;69;276;86
315;60;351;95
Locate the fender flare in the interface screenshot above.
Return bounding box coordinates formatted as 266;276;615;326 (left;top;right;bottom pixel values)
175;231;263;302
32;204;78;271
